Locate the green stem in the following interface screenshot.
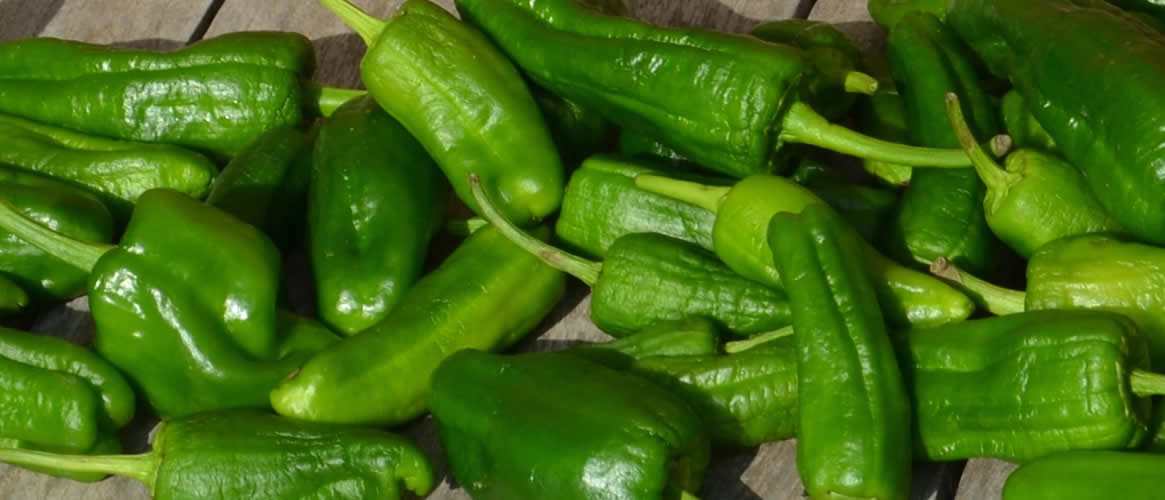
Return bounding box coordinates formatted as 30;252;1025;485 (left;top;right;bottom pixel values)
305;83;367;117
444;217;488;238
316;0;387;47
1131;370;1165;397
929;257;1025;316
633;175;730;213
946;92;1018;191
681;492;702;500
468;174;602;286
724;326;795;353
844;71;879;95
0;448;155;487
0;197;112;273
780;101;972;167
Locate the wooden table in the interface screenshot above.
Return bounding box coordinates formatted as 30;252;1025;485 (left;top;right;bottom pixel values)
0;1;1015;498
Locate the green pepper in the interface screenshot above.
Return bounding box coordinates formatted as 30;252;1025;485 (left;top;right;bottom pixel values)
750;19;876;120
636;173;974;327
270;217;566;426
857;89;914;187
1000;90;1057;153
0;276;27;315
476;177;792;337
574;317;723;365
948;0;1165;245
0;435;121;483
430;349;709;500
789;156;900;243
868;0;948;28
0;167;114;302
455;0;974;180
1002;451;1164;500
0;188;340;418
0;32;356;156
308;95;447;336
1108;0;1165;24
318;0;564;225
0;113;216;217
532;86;615;168
881;12;1004;277
205;126;313;249
770;203;912;500
618;130;689;164
0;411;434;499
946;93;1123;258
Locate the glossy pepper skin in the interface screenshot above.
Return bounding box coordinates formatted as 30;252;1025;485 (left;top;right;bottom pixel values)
636;174;974;328
0;113;216;217
270;222;566;426
1002;451;1165;500
308;95;447;335
456;0;974;180
206;126;313;249
948;0;1165;245
431;349;710;500
1000;91;1057;153
0;167;114;302
868;0;948;28
770;204;912;500
318;0;564;225
882;12;1002;276
575;317;723;365
0;32;314;155
0;411;435;500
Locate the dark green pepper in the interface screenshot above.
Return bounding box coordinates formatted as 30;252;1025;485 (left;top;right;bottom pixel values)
455;0;974;180
431;349;709;500
205;126;313;249
319;0;564;224
881;12;1003;277
857;89;914;187
1000;90;1057;153
0;411;435;499
868;0;948;28
769;203;912;500
477;177;792;338
575;317;723;364
532;85;615;168
0;276;27;315
948;0;1165;245
270;217;566;426
1108;0;1165;24
0;113;216;217
1003;451;1165;500
636;173;974;327
789;156;900;243
618;130;689;164
308;95;447;336
947;93;1123;257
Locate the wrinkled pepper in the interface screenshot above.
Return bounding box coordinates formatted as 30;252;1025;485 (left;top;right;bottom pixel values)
0;32;359;155
0;113;216;217
948;0;1165;245
431;349;710;500
318;0;564;224
946;93;1123;257
0;411;434;499
1000;90;1057;153
455;0;974;180
476;177;792;337
882;12;1003;276
206;126;313;249
308;95;447;335
0;188;340;418
575;317;723;365
636;173;973;327
770;203;912;500
270;209;566;426
1002;451;1165;500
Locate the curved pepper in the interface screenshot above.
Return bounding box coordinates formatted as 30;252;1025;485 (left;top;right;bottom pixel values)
318;0;564;224
476;176;792;338
946;93;1123;257
868;0;948;28
0;276;27;315
999;90;1057;153
0;167;114;302
308;95;447;335
1003;451;1164;500
0;355;100;453
948;0;1165;245
881;12;1003;276
0;411;434;499
635;173;973;327
455;0;974;180
0;113;216;217
770;203;912;500
431;349;709;500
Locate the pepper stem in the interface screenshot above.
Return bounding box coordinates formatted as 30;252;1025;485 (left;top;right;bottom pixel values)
468;174;602;286
844;71;879;95
724;326;795;354
0;197;112;273
946;92;1018;194
633;175;729;214
0;448;155;487
780;101;971;167
316;0;387;47
1131;370;1165;397
304;83;367;117
929;257;1025;316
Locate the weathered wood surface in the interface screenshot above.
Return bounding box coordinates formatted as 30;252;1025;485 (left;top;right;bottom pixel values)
953;460;1017;500
0;0;1008;499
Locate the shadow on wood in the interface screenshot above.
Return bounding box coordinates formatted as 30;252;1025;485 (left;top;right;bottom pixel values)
311;33;368;89
0;0;64;41
109;38;185;51
704;448;766;500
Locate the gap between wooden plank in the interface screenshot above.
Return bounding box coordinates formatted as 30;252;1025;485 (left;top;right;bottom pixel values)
188;0;226;43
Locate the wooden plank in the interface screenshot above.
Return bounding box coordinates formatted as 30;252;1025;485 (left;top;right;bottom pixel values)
953;460;1017;500
808;0;885;52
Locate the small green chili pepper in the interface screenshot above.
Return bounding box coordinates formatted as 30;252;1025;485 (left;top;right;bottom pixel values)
1003;451;1165;500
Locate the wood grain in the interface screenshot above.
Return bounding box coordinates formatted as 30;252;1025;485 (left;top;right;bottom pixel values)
953;460;1017;500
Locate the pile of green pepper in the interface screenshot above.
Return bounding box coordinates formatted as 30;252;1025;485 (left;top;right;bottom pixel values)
3;0;1165;498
